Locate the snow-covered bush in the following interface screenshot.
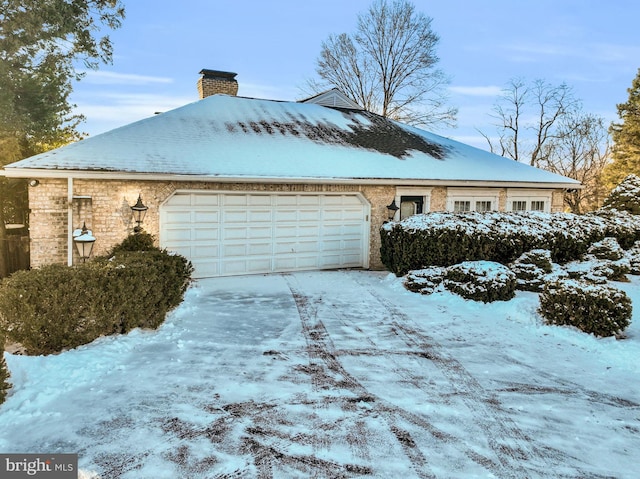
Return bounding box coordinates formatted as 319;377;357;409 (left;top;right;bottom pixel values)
564;258;631;284
601;174;640;215
563;238;631;283
587;237;625;260
592;209;640;249
381;211;612;275
380;210;640;276
508;249;569;292
0;243;193;355
443;261;516;303
404;266;446;294
0;337;10;405
539;280;632;337
625;241;640;275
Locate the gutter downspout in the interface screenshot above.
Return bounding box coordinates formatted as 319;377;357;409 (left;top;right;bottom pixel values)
68;176;73;266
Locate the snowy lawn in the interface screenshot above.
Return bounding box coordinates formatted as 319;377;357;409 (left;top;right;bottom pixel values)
1;270;639;478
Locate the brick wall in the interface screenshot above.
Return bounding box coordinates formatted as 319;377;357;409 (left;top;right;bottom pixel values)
27;179;567;272
28;179;69;266
28;179;395;271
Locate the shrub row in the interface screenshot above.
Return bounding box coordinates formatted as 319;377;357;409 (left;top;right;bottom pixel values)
381;211;640;276
0;236;193;356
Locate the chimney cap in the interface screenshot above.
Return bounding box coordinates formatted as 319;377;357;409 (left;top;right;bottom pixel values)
199;69;237;80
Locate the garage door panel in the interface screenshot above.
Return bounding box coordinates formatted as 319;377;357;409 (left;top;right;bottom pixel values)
194;211;219;223
161;192;369;278
192;244;219;258
274;210;297;221
223;227;250;240
248;226;272;239
193;228;218;241
194;195;219;206
164;228;192;241
224;210;249;223
249;210;272;222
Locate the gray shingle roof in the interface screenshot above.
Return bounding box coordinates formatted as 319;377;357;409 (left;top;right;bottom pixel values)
4;94;580;186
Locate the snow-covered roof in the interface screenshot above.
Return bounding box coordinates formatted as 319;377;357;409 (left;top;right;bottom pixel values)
3;94;580;187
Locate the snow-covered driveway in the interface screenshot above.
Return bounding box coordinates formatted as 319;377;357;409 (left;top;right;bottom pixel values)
1;270;639;478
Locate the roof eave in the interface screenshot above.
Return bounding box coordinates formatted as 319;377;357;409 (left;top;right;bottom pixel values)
2;168;583;189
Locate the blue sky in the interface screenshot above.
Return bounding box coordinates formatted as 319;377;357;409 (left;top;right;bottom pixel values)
70;0;640;150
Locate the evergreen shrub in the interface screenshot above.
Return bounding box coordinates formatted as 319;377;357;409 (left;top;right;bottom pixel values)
0;237;193;355
443;261;516;303
625;241;640;275
601;174;640;215
0;336;10;405
108;232;156;253
539;280;632;337
509;249;561;292
381;211;640;276
404;266;446;294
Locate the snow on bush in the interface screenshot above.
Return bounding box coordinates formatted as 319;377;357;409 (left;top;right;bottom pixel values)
601;174;640;215
564;237;631;283
404;261;516;302
587;237;625;260
508;249;568;292
404;266;446;294
380;210;640;275
444;261;516;303
625;241;640;275
539;280;632;337
0;349;9;405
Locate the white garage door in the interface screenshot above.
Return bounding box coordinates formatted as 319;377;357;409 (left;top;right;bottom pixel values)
160;192;370;278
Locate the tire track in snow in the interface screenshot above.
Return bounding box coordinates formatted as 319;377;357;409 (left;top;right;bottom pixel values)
285;275;509;479
349;271;614;478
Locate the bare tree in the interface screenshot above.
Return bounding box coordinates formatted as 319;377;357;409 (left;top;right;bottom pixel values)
309;0;457;129
481;78;579;166
480;78;527;161
538;112;611;212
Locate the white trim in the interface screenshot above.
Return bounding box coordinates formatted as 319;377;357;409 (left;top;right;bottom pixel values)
67;177;73;266
506;189;553;213
393;187;432;220
446;188;500;212
2;168;582;189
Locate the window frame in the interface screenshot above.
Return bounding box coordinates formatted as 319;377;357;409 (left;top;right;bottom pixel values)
506;189;552;213
393;188;432;220
446;188;499;213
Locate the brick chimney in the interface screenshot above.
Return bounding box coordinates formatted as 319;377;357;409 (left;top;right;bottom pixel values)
197;69;238;99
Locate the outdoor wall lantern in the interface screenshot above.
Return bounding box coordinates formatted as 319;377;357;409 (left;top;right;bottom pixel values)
130;194;148;233
72;222;96;262
386;199;399;221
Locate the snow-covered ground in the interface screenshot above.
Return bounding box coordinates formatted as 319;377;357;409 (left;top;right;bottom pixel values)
1;270;638;478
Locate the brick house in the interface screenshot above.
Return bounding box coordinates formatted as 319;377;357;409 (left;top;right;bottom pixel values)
2;69;580;278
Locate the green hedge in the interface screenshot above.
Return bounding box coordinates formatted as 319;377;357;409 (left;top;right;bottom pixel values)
538;280;632;337
0;241;193;356
0;336;9;405
380;211;640;276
